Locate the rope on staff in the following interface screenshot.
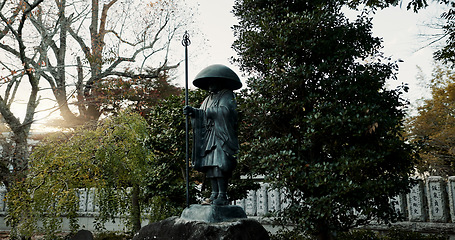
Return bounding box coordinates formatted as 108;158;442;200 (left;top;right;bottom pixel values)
182;31;191;208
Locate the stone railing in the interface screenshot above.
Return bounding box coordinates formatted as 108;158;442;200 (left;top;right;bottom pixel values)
0;176;454;232
0;188;101;216
234;176;455;223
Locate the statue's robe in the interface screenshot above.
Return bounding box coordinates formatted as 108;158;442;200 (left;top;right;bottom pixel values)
191;89;239;177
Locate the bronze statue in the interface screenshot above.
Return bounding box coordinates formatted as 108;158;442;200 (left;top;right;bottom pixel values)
184;64;242;205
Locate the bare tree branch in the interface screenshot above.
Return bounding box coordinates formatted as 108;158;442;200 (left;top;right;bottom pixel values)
105;29;139;46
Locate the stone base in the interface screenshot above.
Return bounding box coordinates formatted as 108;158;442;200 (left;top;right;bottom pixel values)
180;204;247;223
132;216;270;240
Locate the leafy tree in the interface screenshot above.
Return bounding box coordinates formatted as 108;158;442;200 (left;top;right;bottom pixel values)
232;1;415;239
406;64;455;176
93;70;181;118
6;110;152;237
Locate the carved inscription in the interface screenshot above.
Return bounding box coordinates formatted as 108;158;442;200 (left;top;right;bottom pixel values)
245;190;257;216
407;181;425;221
427;177;448;222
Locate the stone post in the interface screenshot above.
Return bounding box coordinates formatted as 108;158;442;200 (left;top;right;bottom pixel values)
267;187;281;213
245;190;257;216
406;179;426;222
78;188;88;212
426;176;449;222
446;176;455;222
234;198;246;210
390;194;406;219
0;188;6;212
280;188;290;211
88;188;97;212
256;184;268;216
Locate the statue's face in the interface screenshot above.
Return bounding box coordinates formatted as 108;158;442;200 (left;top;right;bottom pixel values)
208;82;222;93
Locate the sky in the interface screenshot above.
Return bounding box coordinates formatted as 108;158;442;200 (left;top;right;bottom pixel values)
180;0;242;85
183;0;446;113
371;3;445;109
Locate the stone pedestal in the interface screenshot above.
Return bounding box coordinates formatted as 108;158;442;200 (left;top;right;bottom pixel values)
133;205;269;240
133;216;270;240
180;204;247;223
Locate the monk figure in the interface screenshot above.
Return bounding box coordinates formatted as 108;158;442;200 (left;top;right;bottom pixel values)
184;64;242;205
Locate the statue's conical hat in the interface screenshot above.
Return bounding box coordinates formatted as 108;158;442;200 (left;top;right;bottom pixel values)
193;64;242;90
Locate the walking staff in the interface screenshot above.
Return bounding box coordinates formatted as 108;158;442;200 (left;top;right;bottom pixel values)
182;31;191;208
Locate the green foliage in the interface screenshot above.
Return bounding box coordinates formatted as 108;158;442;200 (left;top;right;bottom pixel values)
93;71;181;116
383;229;447;240
271;230;312;240
233;0;415;238
147;196;184;223
407;65;455;176
337;229;447;240
337;230;380;240
94;232;129;240
144;89;204;212
271;229;448;240
6;110;152;238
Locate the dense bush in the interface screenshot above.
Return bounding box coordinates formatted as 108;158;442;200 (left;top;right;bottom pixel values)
332;229;446;240
271;229;448;240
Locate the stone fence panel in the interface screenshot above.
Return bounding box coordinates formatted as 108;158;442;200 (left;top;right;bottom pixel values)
0;176;455;225
235;176;455;224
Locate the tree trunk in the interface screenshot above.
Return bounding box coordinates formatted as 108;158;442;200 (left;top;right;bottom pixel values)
131;184;142;233
0;96;34;189
0;130;29;189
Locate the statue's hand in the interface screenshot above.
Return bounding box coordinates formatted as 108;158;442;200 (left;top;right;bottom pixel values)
183;106;195;116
